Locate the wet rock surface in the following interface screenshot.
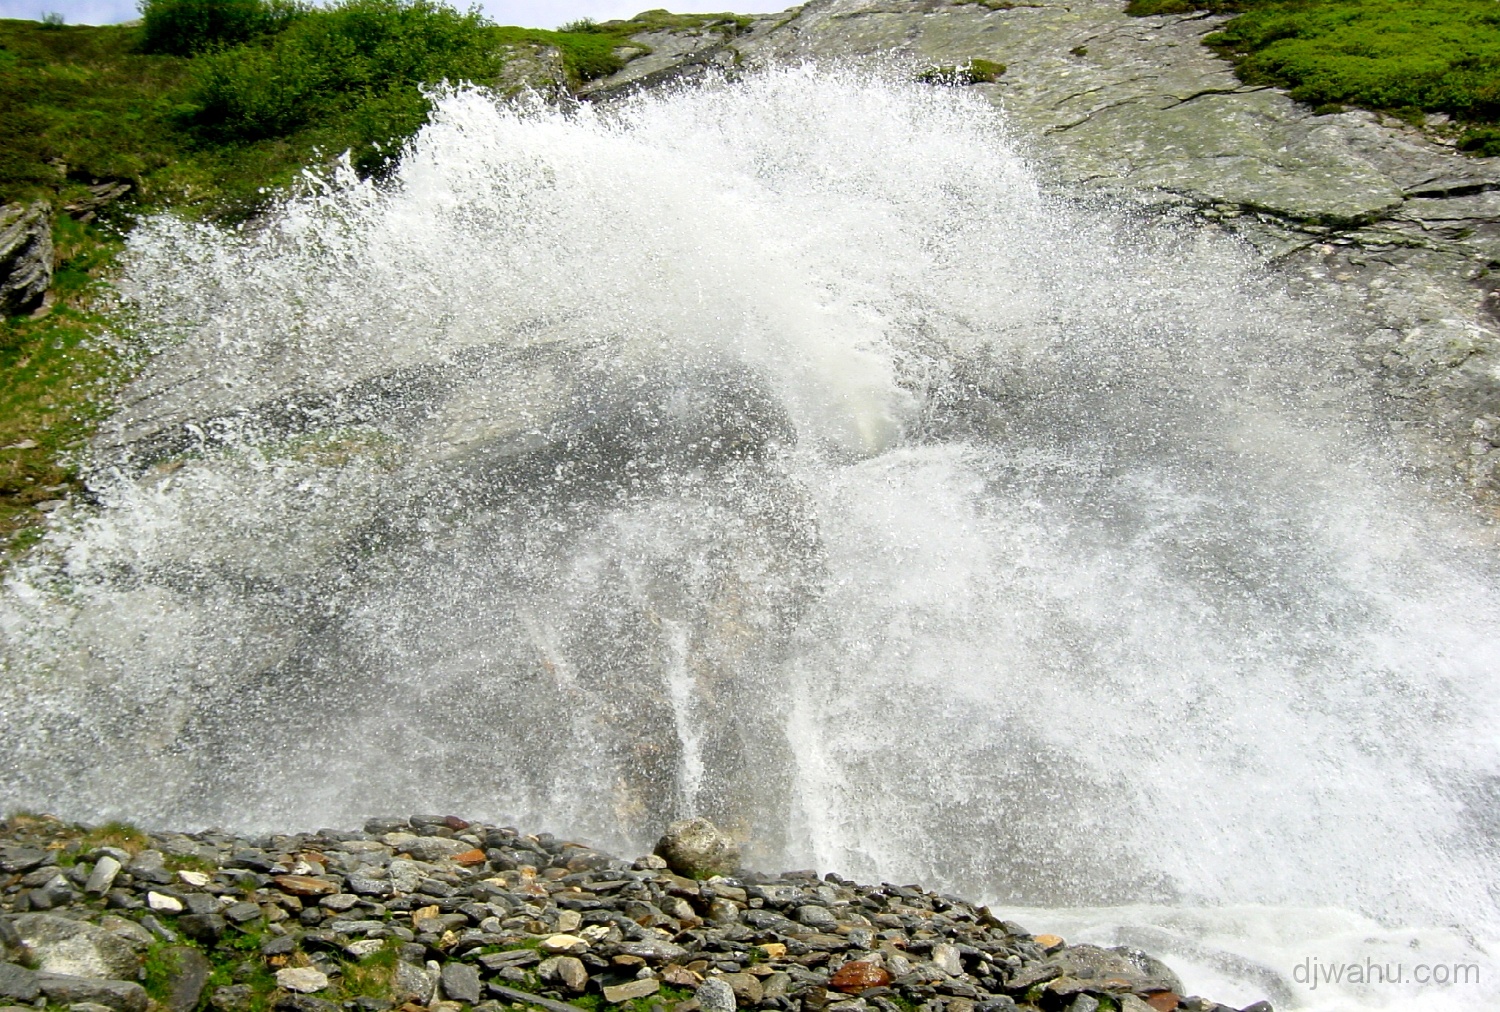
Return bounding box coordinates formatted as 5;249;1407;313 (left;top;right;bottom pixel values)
0;815;1267;1012
583;0;1500;515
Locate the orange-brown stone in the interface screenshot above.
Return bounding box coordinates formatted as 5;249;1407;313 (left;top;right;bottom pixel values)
1144;993;1180;1011
272;875;338;896
830;962;893;993
454;848;487;866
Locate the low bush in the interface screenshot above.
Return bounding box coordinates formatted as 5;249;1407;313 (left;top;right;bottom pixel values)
139;0;302;56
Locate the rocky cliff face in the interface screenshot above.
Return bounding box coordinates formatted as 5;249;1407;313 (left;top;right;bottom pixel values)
586;0;1500;513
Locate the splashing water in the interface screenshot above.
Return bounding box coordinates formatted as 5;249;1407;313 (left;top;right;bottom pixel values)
3;67;1499;1009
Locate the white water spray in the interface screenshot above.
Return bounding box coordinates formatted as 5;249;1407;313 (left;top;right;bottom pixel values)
3;67;1498;1009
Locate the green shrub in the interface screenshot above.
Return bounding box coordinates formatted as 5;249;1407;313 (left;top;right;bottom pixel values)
188;0;504;154
138;0;303;56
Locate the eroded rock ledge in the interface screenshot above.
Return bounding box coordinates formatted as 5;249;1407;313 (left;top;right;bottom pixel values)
0;815;1267;1012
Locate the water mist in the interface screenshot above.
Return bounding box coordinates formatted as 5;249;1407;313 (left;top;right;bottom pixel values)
2;67;1497;1010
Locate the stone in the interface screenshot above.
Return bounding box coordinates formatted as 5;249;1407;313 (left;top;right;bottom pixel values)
160;947;212;1012
602;979;660;1004
718;972;763;1005
85;857;121;896
226;902;263;924
1045;946;1182;998
439;961;481;1004
0;964;39;1002
1032;935;1063;952
537;957;588;993
385;835;468;863
274;996;338;1012
654;819;740;880
35;973;148;1012
796;905;839;930
932;945;962;977
275;968;329;994
661;965;701;987
538;934;589;955
147;892;184;913
177;915;227;947
272;876;339;897
1142;996;1180;1012
454;849;487;867
210;985;255;1012
178;870;211;888
486;983;582;1012
830;963;893;993
12;915;142;980
696;978;737;1012
126;852;172;886
393;962;435;1004
0;202;52;315
618;939;690;963
1068;996;1100;1012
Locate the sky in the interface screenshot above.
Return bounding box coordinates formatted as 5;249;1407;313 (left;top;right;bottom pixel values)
0;0;792;30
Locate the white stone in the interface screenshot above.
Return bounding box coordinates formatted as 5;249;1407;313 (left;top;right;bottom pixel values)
539;933;589;955
177;870;210;887
276;967;329;993
146;892;183;914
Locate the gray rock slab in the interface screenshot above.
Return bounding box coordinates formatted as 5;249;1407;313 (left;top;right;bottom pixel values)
35;973;148;1012
12;915;140;980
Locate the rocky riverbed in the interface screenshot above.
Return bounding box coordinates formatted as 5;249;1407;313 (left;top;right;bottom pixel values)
0;815;1268;1012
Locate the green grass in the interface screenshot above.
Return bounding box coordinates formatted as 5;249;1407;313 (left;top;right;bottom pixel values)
1126;0;1500;154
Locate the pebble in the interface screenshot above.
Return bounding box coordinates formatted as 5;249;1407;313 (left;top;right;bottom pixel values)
274;968;328;994
0;814;1263;1012
146;893;183;914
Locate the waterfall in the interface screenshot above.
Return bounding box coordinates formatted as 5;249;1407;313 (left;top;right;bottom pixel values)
2;66;1497;1009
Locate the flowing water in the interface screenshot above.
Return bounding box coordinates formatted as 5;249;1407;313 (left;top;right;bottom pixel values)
2;68;1498;1010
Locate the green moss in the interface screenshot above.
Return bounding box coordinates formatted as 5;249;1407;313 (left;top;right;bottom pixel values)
79;820;149;854
916;58;1007;85
1128;0;1500;153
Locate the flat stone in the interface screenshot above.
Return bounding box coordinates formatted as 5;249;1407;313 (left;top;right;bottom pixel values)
36;973;147;1012
618;939;690;963
796;906;839;930
439;962;481;1004
272;876;339;897
274;968;329;994
12;915;142;980
147;892;184;914
602;979;660;1004
538;934;589;955
0;964;39;1002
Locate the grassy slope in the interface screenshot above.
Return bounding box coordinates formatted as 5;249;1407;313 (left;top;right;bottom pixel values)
0;7;755;554
1127;0;1500;153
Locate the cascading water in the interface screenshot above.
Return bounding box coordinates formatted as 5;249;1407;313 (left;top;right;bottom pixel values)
2;67;1498;1010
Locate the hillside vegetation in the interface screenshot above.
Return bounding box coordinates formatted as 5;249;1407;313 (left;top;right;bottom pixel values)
0;0;753;551
1127;0;1500;155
